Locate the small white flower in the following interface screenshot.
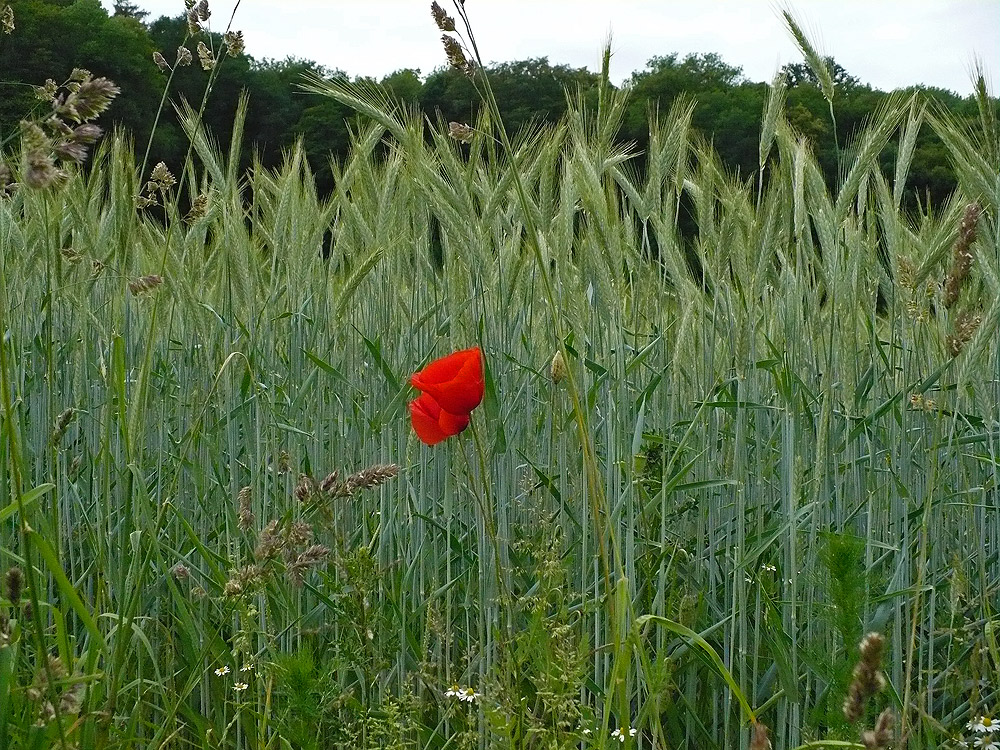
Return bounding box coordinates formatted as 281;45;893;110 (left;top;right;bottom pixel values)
611;727;636;742
445;684;479;702
973;717;997;734
240;663;253;672
233;682;248;691
761;563;776;572
744;574;753;584
629;728;637;737
214;665;230;676
974;736;998;749
582;728;592;735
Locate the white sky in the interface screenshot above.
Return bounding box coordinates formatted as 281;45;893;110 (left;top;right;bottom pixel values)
105;1;999;96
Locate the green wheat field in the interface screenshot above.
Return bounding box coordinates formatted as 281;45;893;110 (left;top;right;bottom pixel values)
1;10;999;749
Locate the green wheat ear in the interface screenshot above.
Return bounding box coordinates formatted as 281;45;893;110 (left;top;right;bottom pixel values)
781;7;835;105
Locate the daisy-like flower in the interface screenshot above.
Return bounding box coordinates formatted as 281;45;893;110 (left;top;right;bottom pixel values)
240;663;253;672
233;682;248;691
611;727;637;742
214;665;230;676
974;736;999;749
460;687;480;703
445;684;461;699
761;563;776;572
970;717;997;734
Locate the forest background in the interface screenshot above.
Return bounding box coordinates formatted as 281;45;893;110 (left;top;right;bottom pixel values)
0;0;985;208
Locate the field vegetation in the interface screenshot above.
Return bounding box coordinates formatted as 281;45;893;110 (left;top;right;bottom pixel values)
0;3;998;749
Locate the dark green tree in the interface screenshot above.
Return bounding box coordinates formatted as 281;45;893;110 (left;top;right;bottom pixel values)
421;58;598;135
1;0;161;147
112;1;148;21
782;56;860;90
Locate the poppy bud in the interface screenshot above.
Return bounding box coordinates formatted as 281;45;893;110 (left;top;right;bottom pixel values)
550;350;566;384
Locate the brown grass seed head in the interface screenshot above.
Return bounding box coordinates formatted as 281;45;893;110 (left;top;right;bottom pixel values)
843;632;887;723
441;34;467;71
430;2;456;31
1;5;14;34
224;29;244;56
861;708;895;749
128;275;164;296
944;202;982;308
749;721;771;750
237;485;255;531
197;41;215;70
4;566;23;603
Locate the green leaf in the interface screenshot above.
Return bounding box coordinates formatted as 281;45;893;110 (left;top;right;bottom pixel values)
0;482;54;524
29;530;108;656
637;614;756;724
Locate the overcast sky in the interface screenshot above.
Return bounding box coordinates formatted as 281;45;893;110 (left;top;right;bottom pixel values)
104;1;999;96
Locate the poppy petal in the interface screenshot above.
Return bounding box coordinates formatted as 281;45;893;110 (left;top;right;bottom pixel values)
437;405;470;436
409;392;470;445
410;346;484;415
409;394;449;445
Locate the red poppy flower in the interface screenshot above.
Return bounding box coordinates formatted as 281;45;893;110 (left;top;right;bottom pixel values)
410;346;484;415
408;391;470;446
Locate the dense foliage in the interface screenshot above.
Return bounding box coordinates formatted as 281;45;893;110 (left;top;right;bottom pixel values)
1;3;999;749
0;0;989;204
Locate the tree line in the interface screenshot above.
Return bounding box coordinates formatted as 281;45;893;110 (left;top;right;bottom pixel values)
0;0;989;206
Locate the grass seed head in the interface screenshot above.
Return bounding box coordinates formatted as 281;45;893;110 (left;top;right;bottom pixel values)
844;632;887;723
224;29;244;56
861;708;895;749
294;473;318;503
185;192;210;223
51;407;76;444
197;41;215;70
176;45;193;66
286;521;313;548
430;2;456;31
4;566;23;603
1;5;13;34
237;486;255;531
34;79;58;103
448;121;474;143
347;463;400;492
128;274;164;296
441;35;467;71
286;544;329;587
23;150;62;190
224;564;265;597
59;681;84;716
153;51;169;71
944;202;982;308
149;161;176;192
255;519;283;561
750;721;771;750
56;75;120;123
946;311;982;357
